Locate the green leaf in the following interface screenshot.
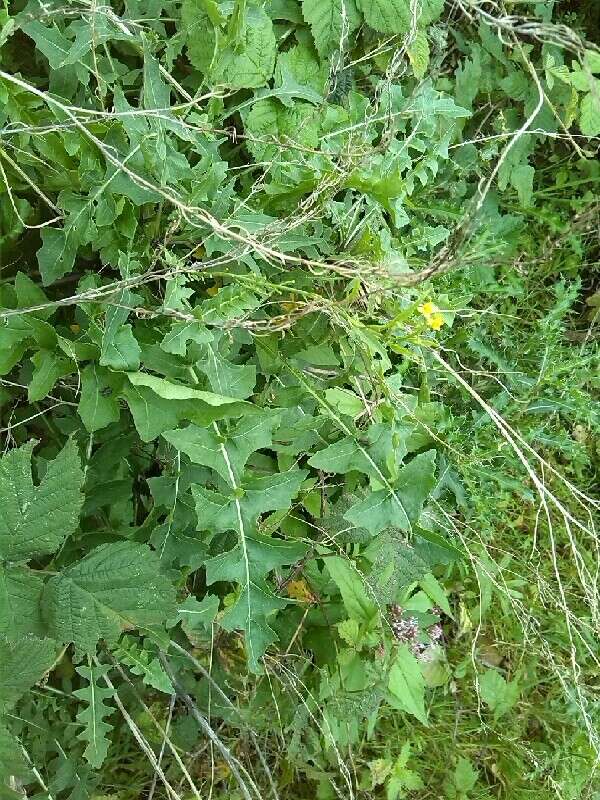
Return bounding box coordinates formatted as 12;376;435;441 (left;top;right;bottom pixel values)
160;320;213;356
219;581;288;672
78;364;123;432
510;163;535;207
308;436;375;476
0;720;29;780
206;533;307;585
171;594;220;642
0;635;59;711
22;21;72;69
580;90;600;136
453;757;478;794
73;663;115;769
163;411;280;483
36;228;76;286
123;372;252;441
324;387;364;417
28;349;73;402
326;556;378;623
387;645;428;725
194;467;307;671
302;0;361;59
0;565;44;640
0;439;84;561
126;371;249;406
214;8;277;89
343;450;437;535
196;344;257;399
43;542;177;652
407;30;430;79
192;470;308;533
112;636;173;694
479;669;520;718
357;0;444;33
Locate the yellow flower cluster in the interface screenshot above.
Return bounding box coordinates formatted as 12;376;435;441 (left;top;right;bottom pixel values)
418;301;445;331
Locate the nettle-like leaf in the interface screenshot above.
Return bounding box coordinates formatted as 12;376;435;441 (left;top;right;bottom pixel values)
357;0;444;33
43;542;177;652
183;2;276;89
0;635;59;712
302;0;362;59
0;722;29;779
73;663;115;769
0;564;44;640
0;439;84;562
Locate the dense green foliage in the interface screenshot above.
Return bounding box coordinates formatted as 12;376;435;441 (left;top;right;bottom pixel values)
0;0;598;797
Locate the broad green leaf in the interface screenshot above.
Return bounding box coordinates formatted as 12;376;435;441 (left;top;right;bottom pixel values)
78;364;123;432
127;371;249;406
0;440;84;561
37;227;76;286
43;542;177;652
124;373;252;441
194;469;307;671
326;556;378;623
407;29;430;79
343;450;437;535
365;535;429;603
99;289;141;371
206;533;307;585
0;719;29;779
73;663;115;769
0;635;59;711
214;8;277;89
196;344;257;399
420;572;453;618
192;470;308;534
182;0;218;74
163;411;280;483
22;21;72;69
387;645;427;724
302;0;361;59
28;349;73;402
453;757;478;794
0;564;44;640
357;0;444;33
479;669;520;718
324;387;364;417
580;90;600;136
308;437;375;475
123;383;187;442
160;320;213;356
275;43;327;96
171;594;220;642
510;163;535;207
218;580;287;672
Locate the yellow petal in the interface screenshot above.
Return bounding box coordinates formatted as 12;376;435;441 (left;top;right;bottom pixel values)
419;301;439;317
427;313;444;331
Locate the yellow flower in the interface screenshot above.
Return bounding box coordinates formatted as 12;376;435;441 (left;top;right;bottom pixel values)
418;301;445;331
419;301;438;317
427;312;444;331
